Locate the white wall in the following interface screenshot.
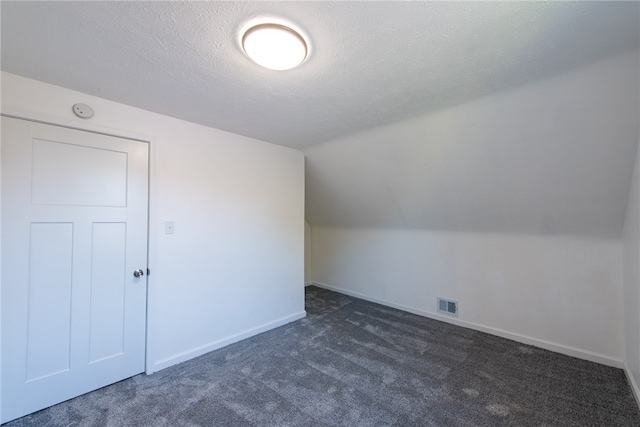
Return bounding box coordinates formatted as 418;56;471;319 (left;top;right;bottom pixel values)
1;72;305;372
623;133;640;397
304;53;639;367
311;227;623;365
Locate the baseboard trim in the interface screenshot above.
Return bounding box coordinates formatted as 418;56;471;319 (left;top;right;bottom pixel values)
624;362;640;408
309;281;623;368
152;311;307;372
304;281;314;287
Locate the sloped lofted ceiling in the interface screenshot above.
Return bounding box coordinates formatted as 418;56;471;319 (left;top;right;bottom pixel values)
304;51;640;236
1;1;638;149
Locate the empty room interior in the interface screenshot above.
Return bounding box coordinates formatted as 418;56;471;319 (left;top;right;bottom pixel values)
2;1;640;426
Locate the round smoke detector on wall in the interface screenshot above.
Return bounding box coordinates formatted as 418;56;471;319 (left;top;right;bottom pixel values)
73;103;94;119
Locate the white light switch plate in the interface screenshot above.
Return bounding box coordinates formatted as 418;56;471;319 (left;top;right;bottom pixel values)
164;221;175;234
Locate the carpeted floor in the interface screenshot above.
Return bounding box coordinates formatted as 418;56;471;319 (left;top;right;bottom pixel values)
5;285;640;426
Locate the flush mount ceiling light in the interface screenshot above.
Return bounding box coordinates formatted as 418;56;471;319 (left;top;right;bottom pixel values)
242;23;308;70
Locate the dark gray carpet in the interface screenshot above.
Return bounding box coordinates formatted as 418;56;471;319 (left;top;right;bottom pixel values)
5;285;640;426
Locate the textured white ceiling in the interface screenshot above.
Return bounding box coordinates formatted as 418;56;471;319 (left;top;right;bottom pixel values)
1;1;638;149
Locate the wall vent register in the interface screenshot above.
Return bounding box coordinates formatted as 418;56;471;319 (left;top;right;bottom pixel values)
438;297;458;317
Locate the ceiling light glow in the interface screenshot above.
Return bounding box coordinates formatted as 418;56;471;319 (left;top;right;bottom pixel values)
242;24;307;71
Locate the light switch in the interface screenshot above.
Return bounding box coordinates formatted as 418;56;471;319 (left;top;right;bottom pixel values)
164;221;175;234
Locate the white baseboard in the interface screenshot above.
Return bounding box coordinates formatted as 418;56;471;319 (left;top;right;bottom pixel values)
309;281;623;369
152;311;307;372
304;281;314;287
624;362;640;408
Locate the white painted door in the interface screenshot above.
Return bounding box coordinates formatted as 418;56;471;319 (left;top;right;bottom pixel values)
1;116;149;423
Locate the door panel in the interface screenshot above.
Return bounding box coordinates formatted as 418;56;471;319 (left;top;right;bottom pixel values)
31;138;128;206
1;117;149;423
26;222;74;382
89;222;127;363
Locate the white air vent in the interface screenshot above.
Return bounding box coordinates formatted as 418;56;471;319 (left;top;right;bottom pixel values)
438;297;458;317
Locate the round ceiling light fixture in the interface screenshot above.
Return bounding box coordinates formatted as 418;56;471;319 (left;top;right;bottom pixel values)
242;23;308;70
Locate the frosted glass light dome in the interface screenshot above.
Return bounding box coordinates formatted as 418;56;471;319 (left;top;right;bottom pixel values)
242;24;307;70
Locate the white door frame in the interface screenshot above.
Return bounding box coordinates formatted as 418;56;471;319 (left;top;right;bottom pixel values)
0;107;159;382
